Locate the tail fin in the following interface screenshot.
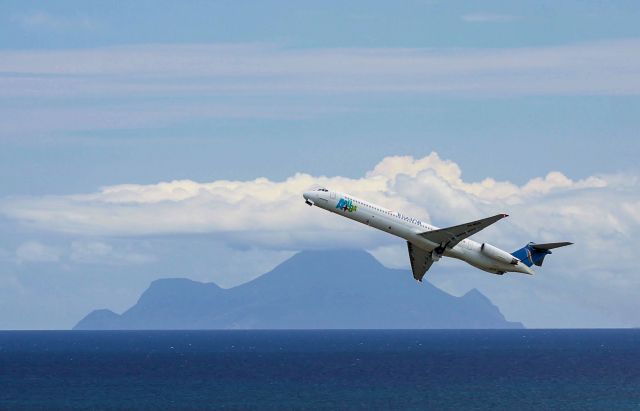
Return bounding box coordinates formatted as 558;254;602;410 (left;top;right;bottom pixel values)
511;242;573;267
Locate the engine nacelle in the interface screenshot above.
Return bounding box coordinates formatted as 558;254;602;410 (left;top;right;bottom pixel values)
481;243;519;265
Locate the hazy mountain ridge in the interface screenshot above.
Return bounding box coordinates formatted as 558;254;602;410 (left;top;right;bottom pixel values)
75;250;523;330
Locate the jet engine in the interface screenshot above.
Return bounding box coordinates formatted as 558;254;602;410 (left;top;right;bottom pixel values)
481;243;519;265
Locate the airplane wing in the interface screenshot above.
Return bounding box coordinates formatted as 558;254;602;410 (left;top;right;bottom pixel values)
419;214;509;250
407;241;434;282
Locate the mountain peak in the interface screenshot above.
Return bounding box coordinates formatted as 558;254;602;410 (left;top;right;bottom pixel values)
74;309;120;330
461;288;496;308
278;249;386;278
289;249;381;267
463;288;487;300
147;277;221;291
245;248;388;290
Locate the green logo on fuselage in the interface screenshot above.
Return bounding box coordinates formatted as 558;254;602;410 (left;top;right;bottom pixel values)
336;198;357;212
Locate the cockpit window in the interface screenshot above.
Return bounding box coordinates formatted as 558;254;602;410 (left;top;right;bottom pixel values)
316;188;329;192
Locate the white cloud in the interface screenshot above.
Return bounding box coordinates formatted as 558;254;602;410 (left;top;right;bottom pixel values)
69;241;156;265
461;13;518;23
12;11;97;31
0;102;336;137
0;153;627;244
1;39;639;100
16;241;62;263
2;39;639;139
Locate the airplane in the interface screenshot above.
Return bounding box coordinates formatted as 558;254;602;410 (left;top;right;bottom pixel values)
303;187;572;282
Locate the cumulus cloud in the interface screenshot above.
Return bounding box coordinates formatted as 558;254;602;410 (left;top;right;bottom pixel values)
0;153;632;252
2;152;636;285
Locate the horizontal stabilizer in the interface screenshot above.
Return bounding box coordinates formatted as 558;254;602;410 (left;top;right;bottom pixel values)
531;242;573;251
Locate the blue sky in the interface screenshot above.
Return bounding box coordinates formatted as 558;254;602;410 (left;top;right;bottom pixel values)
1;1;639;329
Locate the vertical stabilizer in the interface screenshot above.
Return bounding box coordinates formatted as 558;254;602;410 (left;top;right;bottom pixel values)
511;242;572;267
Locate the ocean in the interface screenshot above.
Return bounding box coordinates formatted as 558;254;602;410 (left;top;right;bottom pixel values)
0;329;639;410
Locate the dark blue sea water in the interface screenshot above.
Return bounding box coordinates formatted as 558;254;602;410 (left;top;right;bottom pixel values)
0;330;639;410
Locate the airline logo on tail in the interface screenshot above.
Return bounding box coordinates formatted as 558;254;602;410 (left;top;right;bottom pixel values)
525;248;535;266
336;198;357;213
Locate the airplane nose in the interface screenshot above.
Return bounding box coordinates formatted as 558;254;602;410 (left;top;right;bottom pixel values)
303;191;315;206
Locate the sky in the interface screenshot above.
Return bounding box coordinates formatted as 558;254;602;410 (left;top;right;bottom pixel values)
1;0;639;329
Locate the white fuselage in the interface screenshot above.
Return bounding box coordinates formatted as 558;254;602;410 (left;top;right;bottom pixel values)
304;189;533;275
